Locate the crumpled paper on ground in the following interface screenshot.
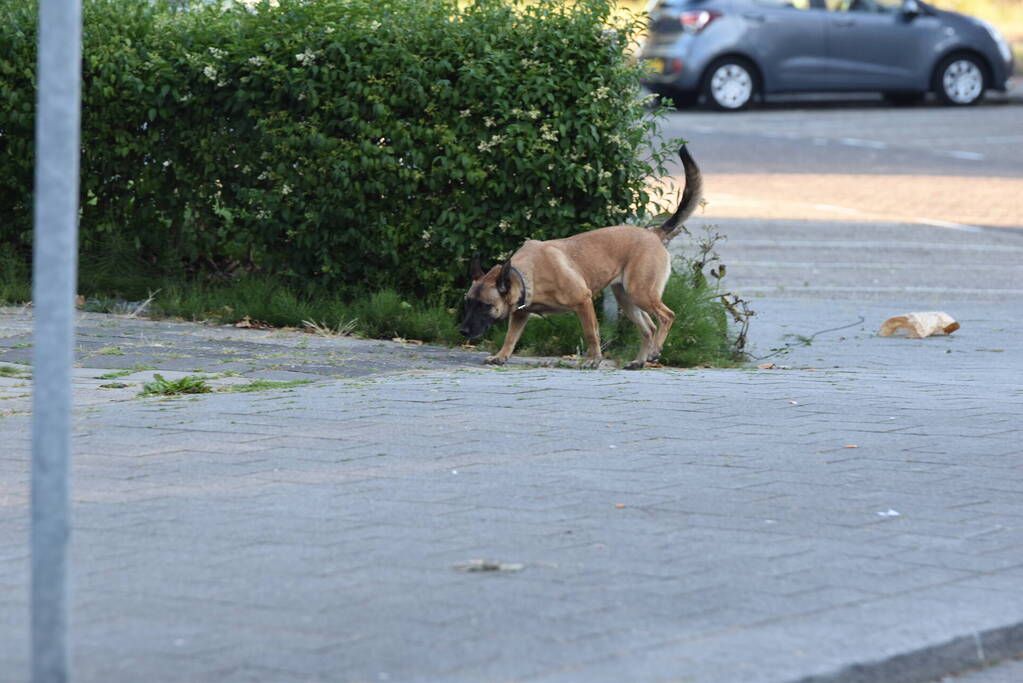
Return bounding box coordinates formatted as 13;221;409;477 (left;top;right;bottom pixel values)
878;311;960;338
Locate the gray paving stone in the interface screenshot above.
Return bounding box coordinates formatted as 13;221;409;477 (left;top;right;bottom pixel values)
4;297;1023;682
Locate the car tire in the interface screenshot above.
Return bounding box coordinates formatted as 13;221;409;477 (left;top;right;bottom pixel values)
883;91;925;107
933;54;986;106
702;58;758;111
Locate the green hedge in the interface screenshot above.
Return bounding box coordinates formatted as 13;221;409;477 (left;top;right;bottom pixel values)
0;0;678;299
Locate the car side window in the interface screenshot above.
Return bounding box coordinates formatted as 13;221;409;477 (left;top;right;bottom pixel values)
825;0;894;12
753;0;822;10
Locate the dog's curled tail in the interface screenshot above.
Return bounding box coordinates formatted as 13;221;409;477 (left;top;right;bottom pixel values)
655;144;703;243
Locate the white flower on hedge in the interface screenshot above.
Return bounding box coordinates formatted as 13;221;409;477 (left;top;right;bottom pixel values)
421;229;433;242
483;117;496;128
208;47;226;60
369;20;381;31
460;109;472;118
255;210;270;220
295;49;317;66
247;56;267;67
498;219;511;233
325;26;335;34
162;160;171;168
527;109;541;120
591;86;611;100
582;164;593;173
599;171;612;180
257;171;269;181
203;65;218;81
281;184;292;195
540;124;558;142
477;135;506;153
548;198;559;207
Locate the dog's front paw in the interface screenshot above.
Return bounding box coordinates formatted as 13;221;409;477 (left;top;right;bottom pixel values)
485;355;508;366
624;360;645;370
581;358;602;370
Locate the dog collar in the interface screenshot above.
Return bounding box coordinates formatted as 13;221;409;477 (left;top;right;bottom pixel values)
511;267;529;310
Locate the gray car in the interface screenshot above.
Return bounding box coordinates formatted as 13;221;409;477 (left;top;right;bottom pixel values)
639;0;1015;110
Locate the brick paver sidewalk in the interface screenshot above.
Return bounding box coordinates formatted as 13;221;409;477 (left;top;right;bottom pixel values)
1;298;1022;682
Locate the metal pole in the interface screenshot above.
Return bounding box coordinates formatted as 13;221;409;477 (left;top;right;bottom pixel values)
32;0;82;680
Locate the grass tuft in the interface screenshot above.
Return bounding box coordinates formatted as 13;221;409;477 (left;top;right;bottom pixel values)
0;365;31;378
228;379;314;393
140;374;213;397
96;364;156;380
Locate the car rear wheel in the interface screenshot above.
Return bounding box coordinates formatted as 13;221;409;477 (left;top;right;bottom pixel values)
934;54;986;106
703;58;757;111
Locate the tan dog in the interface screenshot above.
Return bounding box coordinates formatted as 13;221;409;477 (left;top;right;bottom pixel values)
458;145;703;369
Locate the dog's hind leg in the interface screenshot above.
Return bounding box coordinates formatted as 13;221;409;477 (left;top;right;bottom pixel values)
637;297;675;362
623;251;674;363
612;284;655;370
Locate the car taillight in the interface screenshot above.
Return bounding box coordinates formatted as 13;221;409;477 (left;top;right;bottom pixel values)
679;10;720;33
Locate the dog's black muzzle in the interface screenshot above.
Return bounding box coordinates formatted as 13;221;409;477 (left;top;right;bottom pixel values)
459;299;496;339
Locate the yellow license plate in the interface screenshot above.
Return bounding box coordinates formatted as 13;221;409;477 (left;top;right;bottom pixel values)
647;58;665;74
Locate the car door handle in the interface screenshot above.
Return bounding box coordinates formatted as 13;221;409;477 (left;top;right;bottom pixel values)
743;12;766;22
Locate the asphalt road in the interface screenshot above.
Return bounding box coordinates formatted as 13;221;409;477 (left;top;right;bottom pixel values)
660;85;1023;177
655;86;1023;302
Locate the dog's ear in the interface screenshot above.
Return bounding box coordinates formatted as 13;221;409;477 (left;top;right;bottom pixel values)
497;260;512;296
469;253;485;281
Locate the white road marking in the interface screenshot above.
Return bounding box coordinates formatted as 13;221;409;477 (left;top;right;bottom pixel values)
937;150;986;161
838;137;888;149
913;217;985;233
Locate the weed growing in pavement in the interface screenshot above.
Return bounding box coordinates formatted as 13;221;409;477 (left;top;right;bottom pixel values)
96;364;156;380
139;374;214;397
228;379;314;393
0;365;31;378
302;319;358;337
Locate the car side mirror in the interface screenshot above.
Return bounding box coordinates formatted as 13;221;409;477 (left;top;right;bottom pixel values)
902;0;920;17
